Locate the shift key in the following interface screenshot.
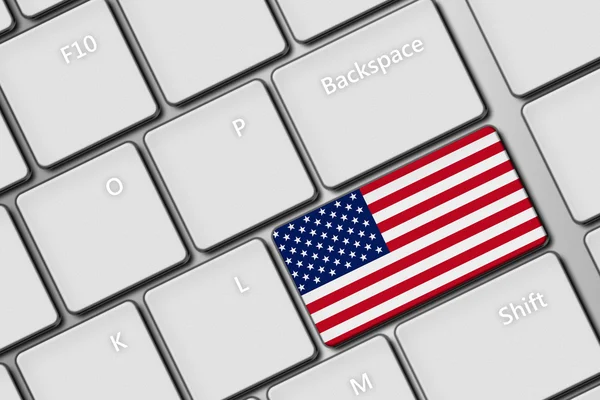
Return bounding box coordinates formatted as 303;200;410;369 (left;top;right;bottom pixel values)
273;0;484;188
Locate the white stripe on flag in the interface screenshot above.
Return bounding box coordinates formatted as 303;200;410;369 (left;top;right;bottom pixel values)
363;133;500;204
320;227;547;343
310;207;538;323
372;151;509;223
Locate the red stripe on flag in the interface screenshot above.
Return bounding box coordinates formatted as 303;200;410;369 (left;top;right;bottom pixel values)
306;198;534;314
324;235;547;346
316;218;543;334
368;141;505;214
376;161;514;233
360;127;498;196
385;180;524;251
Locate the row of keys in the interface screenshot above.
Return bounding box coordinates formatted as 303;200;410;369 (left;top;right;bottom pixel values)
0;0;482;186
2;249;599;400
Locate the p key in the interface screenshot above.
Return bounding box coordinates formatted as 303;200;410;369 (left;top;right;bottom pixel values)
18;303;180;400
396;253;600;400
0;0;157;167
146;240;315;400
269;336;416;400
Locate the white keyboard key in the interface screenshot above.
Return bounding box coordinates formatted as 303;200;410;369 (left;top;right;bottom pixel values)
468;0;600;96
585;227;600;270
18;302;180;400
0;112;29;192
18;144;187;312
0;206;57;351
575;386;600;400
15;0;68;17
0;0;13;34
146;81;314;250
523;69;600;223
274;0;484;187
119;0;286;104
146;240;315;400
0;366;21;400
0;0;157;167
269;336;415;400
396;253;600;400
276;0;389;42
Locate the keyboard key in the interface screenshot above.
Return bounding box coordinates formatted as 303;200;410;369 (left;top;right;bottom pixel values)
146;240;315;400
273;126;547;346
0;0;157;167
269;336;415;400
15;0;69;17
273;0;484;187
18;144;187;312
585;227;600;268
523;69;600;223
146;81;314;250
0;0;13;34
396;253;600;400
276;0;389;42
0;206;57;352
468;0;600;96
0;365;21;400
119;0;286;104
575;386;600;400
18;302;180;400
0;112;29;192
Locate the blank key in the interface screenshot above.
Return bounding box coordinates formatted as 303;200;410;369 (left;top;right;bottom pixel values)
0;112;29;192
274;0;484;187
0;366;21;400
18;144;187;312
146;240;315;400
0;206;57;352
396;253;600;400
0;0;13;34
119;0;286;104
0;0;157;167
146;81;314;250
277;0;390;42
15;0;70;17
18;303;180;400
523;69;600;223
468;0;600;96
269;336;415;400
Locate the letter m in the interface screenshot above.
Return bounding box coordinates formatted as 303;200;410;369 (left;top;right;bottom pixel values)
349;373;373;396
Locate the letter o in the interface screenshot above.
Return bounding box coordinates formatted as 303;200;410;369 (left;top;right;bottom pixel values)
106;177;123;196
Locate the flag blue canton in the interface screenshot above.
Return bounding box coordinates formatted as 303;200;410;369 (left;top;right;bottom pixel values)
272;190;390;294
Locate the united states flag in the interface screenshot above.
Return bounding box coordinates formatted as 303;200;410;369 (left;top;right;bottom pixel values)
273;127;547;346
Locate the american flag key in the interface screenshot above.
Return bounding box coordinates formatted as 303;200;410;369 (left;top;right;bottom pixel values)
272;127;548;346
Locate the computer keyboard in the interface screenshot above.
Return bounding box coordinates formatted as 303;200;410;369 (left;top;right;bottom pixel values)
2;0;600;400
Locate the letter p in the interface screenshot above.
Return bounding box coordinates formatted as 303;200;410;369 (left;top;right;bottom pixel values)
232;118;246;137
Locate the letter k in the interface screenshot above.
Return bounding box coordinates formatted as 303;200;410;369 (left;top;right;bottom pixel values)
110;332;128;352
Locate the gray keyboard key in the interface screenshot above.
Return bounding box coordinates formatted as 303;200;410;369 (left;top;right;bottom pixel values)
0;112;29;192
276;0;389;42
575;386;600;400
523;69;600;223
468;0;600;96
0;0;157;167
0;365;21;400
15;0;69;17
0;0;13;34
146;240;315;400
19;302;180;400
396;253;600;400
119;0;286;104
269;336;415;400
0;206;57;352
273;0;484;188
18;144;187;312
146;81;314;250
